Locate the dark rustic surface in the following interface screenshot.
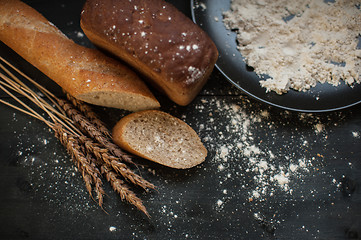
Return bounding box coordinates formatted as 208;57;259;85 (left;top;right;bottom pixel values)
0;1;360;239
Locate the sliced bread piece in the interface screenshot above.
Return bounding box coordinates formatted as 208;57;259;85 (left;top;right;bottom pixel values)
112;110;207;169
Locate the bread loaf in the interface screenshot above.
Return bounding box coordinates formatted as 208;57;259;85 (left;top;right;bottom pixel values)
112;110;207;169
0;0;160;111
80;0;219;106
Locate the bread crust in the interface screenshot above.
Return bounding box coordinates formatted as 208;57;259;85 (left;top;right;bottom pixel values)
80;0;218;106
0;0;160;111
112;110;207;169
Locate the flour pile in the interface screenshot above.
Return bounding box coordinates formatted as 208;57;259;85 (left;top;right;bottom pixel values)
223;0;361;94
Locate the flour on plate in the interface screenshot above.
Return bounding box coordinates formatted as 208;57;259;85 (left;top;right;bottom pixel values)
223;0;361;94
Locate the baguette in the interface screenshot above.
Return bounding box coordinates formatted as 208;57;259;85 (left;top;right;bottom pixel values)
80;0;219;106
0;0;160;111
112;110;207;169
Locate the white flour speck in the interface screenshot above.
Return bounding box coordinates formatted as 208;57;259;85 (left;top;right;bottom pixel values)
352;131;360;138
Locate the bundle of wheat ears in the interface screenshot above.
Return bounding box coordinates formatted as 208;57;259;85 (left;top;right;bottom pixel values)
0;56;154;217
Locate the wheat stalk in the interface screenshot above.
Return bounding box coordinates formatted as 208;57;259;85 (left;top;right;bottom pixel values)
65;92;111;138
0;68;80;136
60;94;151;189
79;136;155;190
0;56;65;116
54;124;105;206
101;165;149;217
58;99;135;165
0;57;154;217
0;87;105;206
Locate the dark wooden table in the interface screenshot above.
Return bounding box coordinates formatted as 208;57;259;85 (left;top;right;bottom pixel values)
1;1;360;239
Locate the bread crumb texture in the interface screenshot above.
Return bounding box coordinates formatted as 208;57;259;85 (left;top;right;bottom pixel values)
112;110;207;169
78;91;159;112
223;0;361;94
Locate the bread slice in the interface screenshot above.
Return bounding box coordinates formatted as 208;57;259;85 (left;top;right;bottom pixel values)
80;0;219;106
0;0;160;111
112;110;207;169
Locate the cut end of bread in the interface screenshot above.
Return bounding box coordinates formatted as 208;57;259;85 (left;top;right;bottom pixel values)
78;91;160;112
112;110;207;169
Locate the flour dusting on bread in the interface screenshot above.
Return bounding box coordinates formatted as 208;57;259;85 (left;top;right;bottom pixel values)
81;0;218;105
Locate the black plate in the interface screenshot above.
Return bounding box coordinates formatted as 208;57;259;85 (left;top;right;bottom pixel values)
191;0;361;112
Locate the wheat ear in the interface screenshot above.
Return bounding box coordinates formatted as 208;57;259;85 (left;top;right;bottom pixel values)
101;165;150;217
58;99;135;165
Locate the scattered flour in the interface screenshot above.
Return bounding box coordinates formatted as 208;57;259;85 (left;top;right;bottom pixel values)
109;226;117;232
76;31;84;38
223;0;361;94
194;2;207;11
314;123;325;134
352;131;360;138
199;97;333;204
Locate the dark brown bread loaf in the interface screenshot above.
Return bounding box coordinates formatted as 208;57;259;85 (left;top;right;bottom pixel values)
80;0;219;106
0;0;160;111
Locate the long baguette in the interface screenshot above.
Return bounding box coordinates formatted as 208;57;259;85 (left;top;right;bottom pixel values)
0;0;160;111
